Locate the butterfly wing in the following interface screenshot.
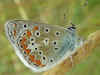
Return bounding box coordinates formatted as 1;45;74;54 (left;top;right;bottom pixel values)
5;20;78;72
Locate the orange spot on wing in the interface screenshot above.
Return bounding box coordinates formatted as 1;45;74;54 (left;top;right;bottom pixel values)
35;60;41;66
25;49;31;54
23;44;27;50
20;37;27;45
27;30;32;38
34;26;39;30
23;37;26;41
13;30;16;37
40;64;46;67
29;55;35;62
20;37;27;50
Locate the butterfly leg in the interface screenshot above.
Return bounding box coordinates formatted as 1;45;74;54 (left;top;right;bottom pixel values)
69;56;74;67
78;38;86;55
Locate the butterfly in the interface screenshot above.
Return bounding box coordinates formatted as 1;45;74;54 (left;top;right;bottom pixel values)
5;20;81;72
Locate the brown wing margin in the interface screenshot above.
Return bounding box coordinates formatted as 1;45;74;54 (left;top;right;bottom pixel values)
43;30;100;75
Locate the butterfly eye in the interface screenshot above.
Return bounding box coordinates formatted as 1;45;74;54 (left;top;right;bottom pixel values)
55;31;60;36
44;28;49;33
35;31;40;37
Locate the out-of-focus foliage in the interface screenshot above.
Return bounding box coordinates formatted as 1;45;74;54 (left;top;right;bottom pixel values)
0;0;100;75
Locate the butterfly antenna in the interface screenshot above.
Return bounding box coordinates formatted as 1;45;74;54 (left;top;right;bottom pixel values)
64;13;66;24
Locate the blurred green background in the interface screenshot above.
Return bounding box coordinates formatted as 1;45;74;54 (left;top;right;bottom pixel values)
0;0;100;75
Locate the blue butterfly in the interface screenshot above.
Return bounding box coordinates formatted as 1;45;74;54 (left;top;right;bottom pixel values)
5;20;81;72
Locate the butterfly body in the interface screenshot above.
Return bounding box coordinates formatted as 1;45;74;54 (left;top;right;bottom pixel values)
5;20;80;72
